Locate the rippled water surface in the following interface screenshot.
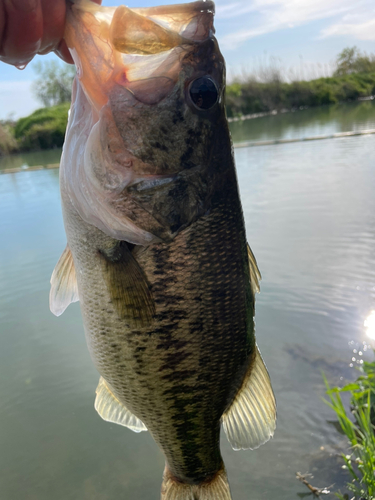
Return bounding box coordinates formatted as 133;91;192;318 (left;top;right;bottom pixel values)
1;103;375;500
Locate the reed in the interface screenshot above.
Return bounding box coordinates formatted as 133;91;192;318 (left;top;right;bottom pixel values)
0;122;18;155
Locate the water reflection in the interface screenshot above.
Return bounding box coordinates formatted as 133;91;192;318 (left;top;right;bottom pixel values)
230;100;375;144
364;311;375;340
0;148;62;171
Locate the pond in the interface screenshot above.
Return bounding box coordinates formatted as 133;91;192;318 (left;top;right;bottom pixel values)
0;148;62;172
229;99;375;143
1;101;375;499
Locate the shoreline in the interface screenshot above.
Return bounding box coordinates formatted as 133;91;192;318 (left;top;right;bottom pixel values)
2;127;375;175
228;95;375;123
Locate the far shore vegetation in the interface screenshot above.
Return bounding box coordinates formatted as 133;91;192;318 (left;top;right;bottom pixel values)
1;47;375;155
227;46;375;119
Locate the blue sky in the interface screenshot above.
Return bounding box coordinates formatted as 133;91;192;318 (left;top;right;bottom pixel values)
1;0;375;120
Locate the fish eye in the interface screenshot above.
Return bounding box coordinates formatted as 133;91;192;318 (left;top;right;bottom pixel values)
189;77;218;110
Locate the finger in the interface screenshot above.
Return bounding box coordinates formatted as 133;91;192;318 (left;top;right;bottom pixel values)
0;0;43;66
54;39;74;65
0;3;5;56
38;0;66;56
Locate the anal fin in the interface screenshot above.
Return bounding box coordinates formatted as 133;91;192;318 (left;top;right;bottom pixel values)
222;345;276;450
49;245;79;316
95;376;147;433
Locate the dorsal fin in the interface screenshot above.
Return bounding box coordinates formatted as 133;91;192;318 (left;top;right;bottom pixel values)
49;245;79;316
95;377;147;433
222;345;276;450
247;243;261;298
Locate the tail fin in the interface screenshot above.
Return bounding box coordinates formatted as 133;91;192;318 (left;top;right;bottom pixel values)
161;465;232;500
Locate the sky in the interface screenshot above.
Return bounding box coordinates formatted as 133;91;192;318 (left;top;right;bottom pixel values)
0;0;375;120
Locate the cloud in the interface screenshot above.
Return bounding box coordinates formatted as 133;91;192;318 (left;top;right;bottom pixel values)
0;81;40;120
321;15;375;41
215;2;243;17
216;0;374;49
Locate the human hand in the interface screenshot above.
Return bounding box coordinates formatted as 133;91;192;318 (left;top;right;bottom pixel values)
0;0;102;67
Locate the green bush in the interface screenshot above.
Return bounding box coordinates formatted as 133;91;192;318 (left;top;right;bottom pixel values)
14;103;70;151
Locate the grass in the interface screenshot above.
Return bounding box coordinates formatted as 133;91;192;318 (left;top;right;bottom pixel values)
323;356;375;499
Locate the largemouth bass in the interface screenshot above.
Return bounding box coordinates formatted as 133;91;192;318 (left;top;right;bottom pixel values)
50;1;276;498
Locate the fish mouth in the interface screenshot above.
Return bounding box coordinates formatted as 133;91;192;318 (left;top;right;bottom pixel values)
110;5;206;56
74;1;215;45
66;0;216;107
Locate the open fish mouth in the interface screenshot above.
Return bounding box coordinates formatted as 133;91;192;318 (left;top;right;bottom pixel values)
75;0;215;43
66;0;216;107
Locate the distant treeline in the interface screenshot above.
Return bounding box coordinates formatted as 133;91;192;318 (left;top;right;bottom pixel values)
226;47;375;118
226;72;375;118
1;47;375;155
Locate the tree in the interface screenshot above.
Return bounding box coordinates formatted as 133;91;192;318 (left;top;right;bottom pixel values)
334;47;375;76
32;60;75;107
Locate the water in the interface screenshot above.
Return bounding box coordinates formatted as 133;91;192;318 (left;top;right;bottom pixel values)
0;148;62;172
230;100;375;143
1;102;375;500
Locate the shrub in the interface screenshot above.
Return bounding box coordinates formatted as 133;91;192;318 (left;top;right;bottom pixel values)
14;103;70;151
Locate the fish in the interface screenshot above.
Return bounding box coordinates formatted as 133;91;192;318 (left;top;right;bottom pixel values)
50;1;276;499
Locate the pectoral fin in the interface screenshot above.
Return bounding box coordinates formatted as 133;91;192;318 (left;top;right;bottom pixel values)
95;377;147;433
49;245;79;317
247;243;261;298
99;241;155;328
222;346;276;450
